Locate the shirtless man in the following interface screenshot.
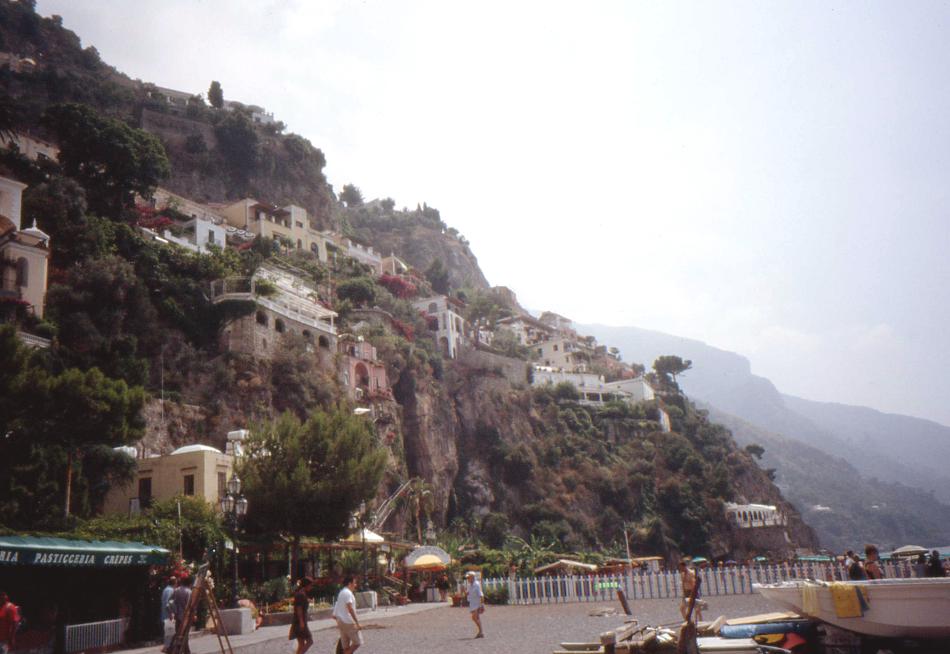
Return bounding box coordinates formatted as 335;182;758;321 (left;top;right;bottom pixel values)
678;560;703;622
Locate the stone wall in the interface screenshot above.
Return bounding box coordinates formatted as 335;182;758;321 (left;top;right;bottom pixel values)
453;347;529;387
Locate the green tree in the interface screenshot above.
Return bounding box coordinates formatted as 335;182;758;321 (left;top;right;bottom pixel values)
214;111;259;186
238;408;387;579
425;259;450;295
336;276;376;306
745;443;765;460
339;184;363;207
41;103;170;217
208;80;224;109
652;355;692;388
0;327;145;524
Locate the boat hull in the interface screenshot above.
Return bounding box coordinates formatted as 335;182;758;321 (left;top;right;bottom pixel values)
754;578;950;639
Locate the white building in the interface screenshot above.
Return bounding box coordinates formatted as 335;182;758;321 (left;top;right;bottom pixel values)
414;295;467;359
724;502;787;529
326;233;382;274
534;337;591;371
603;377;656;402
0;176;49;319
495;315;554;346
531;367;630;405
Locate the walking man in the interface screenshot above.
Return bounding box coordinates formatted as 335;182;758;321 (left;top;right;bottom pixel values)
160;577;178;652
333;576;362;654
289;577;314;654
466;571;485;639
678;560;703;622
0;592;19;654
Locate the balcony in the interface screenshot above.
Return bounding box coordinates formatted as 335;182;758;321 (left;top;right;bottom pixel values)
210;277;254;303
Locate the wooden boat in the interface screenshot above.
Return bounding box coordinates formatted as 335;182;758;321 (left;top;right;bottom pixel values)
754;578;950;638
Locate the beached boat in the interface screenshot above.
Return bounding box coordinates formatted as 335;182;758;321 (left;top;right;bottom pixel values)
754;578;950;638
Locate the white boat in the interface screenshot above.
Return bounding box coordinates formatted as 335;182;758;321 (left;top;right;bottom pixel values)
755;578;950;639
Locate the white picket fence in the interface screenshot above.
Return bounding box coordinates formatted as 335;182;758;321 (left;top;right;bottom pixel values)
484;561;918;606
64;617;130;653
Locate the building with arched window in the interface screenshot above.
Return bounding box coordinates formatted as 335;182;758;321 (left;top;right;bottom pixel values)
338;335;389;400
724;502;787;528
0;175;50;320
413;295;468;359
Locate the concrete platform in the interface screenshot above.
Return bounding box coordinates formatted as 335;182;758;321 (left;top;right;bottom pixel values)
123;602;448;654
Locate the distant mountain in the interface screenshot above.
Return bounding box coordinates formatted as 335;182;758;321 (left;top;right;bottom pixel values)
581;322;950;548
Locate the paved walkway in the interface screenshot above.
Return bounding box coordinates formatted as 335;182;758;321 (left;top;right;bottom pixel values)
124;602;447;654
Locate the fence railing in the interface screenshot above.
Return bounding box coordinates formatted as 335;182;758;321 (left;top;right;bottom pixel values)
484;561;918;606
65;617;130;653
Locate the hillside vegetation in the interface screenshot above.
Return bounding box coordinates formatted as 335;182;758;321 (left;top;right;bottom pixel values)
0;0;816;559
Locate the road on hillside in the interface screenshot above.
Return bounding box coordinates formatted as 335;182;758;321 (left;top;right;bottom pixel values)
287;594;782;654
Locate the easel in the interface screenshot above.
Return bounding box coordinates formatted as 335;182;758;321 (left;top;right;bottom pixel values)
168;562;235;654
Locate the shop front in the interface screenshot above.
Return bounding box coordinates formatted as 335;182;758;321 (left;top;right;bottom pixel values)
0;536;169;654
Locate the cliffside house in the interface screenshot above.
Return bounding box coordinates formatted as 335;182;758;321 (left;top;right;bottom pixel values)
0;175;49;321
413;295;467;359
137;188;227;253
724;502;787;529
531;367;630;405
217;198;330;260
339;334;390;401
539;311;576;336
212;264;337;360
326;233;383;274
223;100;279;126
495;314;554;346
534;337;593;371
102;444;234;516
603;377;656;402
1;132;59;162
381;254;409;276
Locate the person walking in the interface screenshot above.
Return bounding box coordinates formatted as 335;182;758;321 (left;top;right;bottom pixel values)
678;560;703;622
333;576;362;654
0;592;19;654
288;577;314;654
465;571;485;639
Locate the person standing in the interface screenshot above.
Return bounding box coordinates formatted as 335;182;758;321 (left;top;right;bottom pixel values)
160;577;178;652
465;571;485;639
436;574;450;602
288;577;314;654
171;576;193;654
846;551;867;580
0;592;19;654
926;550;946;578
333;576;362;654
864;545;885;580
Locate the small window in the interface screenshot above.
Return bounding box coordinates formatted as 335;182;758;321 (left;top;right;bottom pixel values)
207;231;216;244
183;474;195;496
256;311;269;326
218;472;226;498
296;221;304;229
275;318;286;333
15;258;28;287
428;302;437;314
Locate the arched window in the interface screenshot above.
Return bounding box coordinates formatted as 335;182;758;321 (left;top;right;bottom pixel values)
256;311;269;327
302;330;312;341
318;335;330;349
275;319;286;333
15;258;28;287
428;302;437;314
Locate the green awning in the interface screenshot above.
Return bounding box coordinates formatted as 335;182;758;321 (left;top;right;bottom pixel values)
0;536;169;568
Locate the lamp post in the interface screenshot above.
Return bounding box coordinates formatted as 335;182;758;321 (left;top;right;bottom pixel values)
349;501;374;591
220;473;248;608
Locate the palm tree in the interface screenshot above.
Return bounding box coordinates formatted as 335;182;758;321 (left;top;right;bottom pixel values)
404;479;435;544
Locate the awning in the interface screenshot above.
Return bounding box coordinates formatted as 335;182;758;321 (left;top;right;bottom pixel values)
0;536;170;568
344;528;385;544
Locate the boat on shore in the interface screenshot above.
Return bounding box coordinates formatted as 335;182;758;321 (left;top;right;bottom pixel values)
754;578;950;639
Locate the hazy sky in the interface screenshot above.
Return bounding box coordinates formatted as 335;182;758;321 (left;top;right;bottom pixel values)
36;1;950;426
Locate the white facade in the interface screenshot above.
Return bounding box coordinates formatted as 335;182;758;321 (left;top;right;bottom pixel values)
414;295;467;359
2;133;59;162
724;502;786;529
531;367;631;405
0;176;27;230
495;315;554;346
327;233;382;274
603;377;656;402
534;337;590;371
0;176;49;319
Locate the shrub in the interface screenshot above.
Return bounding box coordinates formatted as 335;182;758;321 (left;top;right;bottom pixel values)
483;585;509;605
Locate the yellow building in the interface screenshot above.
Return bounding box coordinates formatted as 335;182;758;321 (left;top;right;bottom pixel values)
102;445;234;515
217;198;329;261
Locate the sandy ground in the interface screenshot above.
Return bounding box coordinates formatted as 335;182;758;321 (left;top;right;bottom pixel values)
291;594;784;654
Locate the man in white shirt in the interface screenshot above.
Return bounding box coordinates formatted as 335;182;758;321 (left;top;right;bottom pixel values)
332;576;362;654
466;571;485;638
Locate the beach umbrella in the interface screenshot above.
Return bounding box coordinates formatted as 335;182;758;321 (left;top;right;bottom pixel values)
890;545;928;558
406;553;447;570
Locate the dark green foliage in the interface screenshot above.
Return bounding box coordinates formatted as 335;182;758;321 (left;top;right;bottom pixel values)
270;334;335;418
208;80;223;109
41;103;170;217
483;585;509;605
214;110;259;186
745;443;765;459
339;183;363;207
0;326;145;528
336;276;376;306
425;258;450;294
652;355;692;389
239;408;387;542
184;133;206;154
479;512;509;549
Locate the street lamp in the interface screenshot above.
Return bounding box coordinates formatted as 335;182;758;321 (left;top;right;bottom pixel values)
349;501;374;591
220;473;248;608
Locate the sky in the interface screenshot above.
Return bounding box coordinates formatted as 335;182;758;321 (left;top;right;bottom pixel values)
35;1;950;426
